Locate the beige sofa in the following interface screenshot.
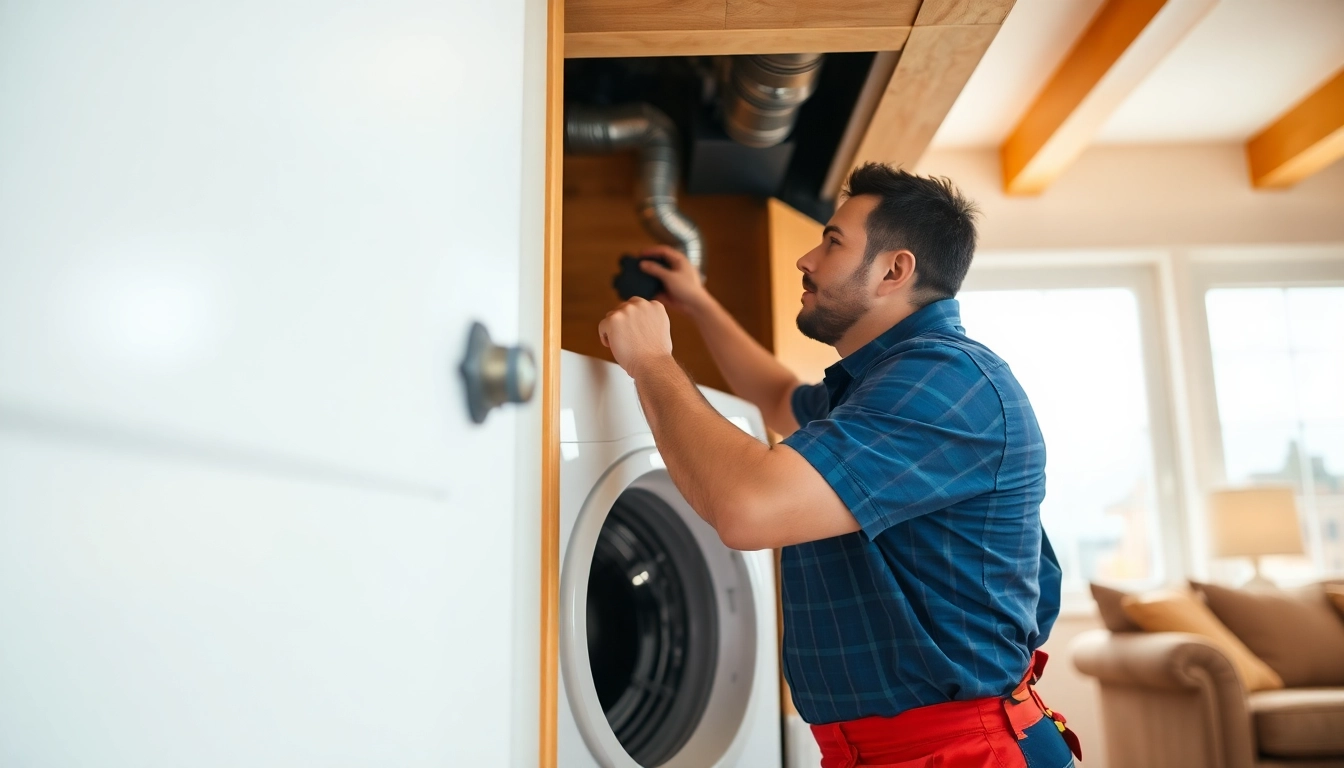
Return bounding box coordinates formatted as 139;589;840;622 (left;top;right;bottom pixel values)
1072;581;1344;768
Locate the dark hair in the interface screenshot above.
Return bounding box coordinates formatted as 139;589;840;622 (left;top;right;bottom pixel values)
842;163;979;305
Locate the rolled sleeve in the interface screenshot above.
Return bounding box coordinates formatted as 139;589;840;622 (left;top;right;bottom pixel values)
781;346;1006;538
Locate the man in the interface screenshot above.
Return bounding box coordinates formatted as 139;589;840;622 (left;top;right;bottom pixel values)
597;163;1078;768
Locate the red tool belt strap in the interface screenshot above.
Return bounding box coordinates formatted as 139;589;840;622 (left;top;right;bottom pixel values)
1005;650;1083;761
810;650;1082;768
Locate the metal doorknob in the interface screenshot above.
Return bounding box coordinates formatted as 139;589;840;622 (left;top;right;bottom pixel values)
460;321;537;424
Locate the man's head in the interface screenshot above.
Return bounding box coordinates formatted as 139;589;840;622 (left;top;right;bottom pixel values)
795;163;979;352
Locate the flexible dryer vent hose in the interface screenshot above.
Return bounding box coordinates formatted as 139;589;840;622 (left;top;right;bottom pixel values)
564;103;705;276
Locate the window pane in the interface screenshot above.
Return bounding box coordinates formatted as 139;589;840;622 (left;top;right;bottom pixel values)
960;288;1162;590
1207;350;1296;425
1287;287;1344;352
1206;286;1344;581
1206;288;1288;352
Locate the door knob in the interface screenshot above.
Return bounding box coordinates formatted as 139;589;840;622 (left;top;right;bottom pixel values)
460;321;536;424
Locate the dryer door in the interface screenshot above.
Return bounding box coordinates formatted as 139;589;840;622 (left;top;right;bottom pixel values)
561;449;765;768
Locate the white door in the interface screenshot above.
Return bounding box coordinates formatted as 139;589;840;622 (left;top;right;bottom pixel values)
0;0;544;765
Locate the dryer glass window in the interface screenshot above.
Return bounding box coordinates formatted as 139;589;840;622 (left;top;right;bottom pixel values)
587;488;719;766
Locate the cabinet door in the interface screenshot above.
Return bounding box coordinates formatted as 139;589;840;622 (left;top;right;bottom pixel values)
0;0;532;489
0;0;542;765
0;433;514;767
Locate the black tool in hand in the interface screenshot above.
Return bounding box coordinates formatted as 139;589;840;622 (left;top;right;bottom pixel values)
612;254;670;301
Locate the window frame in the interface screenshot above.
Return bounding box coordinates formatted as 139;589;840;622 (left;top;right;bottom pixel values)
1180;246;1344;579
960;254;1188;609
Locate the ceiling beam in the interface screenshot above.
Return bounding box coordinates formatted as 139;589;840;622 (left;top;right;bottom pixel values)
999;0;1216;196
841;22;1003;179
565;0;922;56
1246;68;1344;189
565;26;912;58
914;0;1015;26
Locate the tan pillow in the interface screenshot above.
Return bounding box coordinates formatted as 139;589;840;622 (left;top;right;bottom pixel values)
1090;582;1142;633
1122;590;1284;692
1192;581;1344;687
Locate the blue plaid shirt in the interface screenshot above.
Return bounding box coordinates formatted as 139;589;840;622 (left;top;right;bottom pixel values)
779;298;1061;724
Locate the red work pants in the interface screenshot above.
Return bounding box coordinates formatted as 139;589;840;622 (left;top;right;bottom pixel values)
810;651;1082;768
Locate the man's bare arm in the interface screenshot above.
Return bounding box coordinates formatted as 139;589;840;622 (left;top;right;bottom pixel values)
640;246;800;435
628;352;858;550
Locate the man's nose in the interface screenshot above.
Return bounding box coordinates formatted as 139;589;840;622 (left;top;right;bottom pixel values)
796;248;817;273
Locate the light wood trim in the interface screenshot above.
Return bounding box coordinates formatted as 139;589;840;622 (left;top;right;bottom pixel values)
915;0;1015;26
566;0;725;33
999;0;1216;195
566;0;921;33
821;50;901;201
540;0;563;764
724;0;921;30
565;25;911;58
1246;67;1344;189
846;24;1001;173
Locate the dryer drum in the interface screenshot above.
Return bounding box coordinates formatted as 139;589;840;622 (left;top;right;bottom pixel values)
587;488;720;767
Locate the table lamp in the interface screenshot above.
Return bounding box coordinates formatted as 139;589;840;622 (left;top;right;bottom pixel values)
1208;486;1304;589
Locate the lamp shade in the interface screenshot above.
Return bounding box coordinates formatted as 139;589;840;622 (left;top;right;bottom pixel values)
1208;486;1304;559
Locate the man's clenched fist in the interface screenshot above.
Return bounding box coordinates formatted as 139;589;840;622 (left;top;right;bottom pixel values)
598;297;673;376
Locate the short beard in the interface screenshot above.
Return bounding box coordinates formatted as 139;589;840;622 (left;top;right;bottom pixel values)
796;263;870;346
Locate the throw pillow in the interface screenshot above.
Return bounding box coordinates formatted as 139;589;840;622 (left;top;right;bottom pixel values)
1192;581;1344;687
1121;590;1284;692
1090;582;1142;632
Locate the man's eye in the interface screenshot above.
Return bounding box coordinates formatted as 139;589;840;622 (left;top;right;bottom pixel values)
829;238;840;247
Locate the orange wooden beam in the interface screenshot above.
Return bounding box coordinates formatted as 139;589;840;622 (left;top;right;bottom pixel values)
999;0;1216;196
1246;67;1344;189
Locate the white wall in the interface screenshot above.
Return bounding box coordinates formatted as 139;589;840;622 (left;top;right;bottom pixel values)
918;144;1344;252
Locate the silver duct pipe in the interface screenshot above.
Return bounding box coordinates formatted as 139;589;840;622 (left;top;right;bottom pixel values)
564;103;705;276
721;53;825;149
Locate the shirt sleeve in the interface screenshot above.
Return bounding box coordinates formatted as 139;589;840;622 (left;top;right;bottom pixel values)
780;344;1006;539
790;381;831;426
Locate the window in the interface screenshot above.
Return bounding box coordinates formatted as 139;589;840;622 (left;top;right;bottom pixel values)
958;275;1175;594
1204;286;1344;578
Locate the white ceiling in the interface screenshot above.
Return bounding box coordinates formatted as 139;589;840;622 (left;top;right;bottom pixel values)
929;0;1344;149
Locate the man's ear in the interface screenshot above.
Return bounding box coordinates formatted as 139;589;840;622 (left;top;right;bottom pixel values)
875;249;917;297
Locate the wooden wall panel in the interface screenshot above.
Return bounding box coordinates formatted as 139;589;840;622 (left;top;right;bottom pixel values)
766;199;839;385
561;154;773;393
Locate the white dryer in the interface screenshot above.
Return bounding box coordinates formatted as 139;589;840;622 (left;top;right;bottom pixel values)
559;351;782;768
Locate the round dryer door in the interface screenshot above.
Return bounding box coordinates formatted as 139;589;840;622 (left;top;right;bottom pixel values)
561;449;763;768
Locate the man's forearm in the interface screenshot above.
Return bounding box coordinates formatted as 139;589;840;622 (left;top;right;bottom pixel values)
688;295;798;428
629;354;771;533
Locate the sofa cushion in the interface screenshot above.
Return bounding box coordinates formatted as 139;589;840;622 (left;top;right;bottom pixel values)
1250;688;1344;758
1121;589;1284;691
1192;581;1344;687
1090;582;1143;632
